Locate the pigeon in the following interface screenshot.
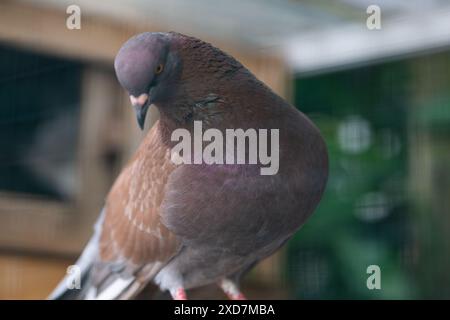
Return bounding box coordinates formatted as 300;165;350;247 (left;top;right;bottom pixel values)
49;32;328;300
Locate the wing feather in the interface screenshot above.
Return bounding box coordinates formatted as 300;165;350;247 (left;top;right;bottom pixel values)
91;122;180;298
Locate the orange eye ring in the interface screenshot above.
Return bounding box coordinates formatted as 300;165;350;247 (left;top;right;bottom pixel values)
155;64;164;74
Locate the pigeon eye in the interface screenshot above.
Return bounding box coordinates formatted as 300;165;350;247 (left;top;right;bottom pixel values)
155;64;164;74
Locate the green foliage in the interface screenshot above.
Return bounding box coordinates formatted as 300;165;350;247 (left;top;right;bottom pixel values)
287;61;417;299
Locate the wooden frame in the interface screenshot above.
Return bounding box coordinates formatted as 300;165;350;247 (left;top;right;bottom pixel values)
0;1;144;255
0;66;122;255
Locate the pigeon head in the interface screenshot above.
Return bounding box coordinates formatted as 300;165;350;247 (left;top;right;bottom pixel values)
114;32;181;129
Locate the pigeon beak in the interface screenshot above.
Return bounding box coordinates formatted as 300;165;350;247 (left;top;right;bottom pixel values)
134;104;149;130
130;94;149;130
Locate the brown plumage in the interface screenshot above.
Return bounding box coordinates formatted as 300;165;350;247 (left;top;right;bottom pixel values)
49;32;328;300
101;124;178;264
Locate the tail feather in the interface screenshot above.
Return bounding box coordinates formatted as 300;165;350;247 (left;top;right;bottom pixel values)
48;210;105;300
48;209;165;300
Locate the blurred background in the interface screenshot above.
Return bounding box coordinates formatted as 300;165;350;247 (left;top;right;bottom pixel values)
0;0;449;299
